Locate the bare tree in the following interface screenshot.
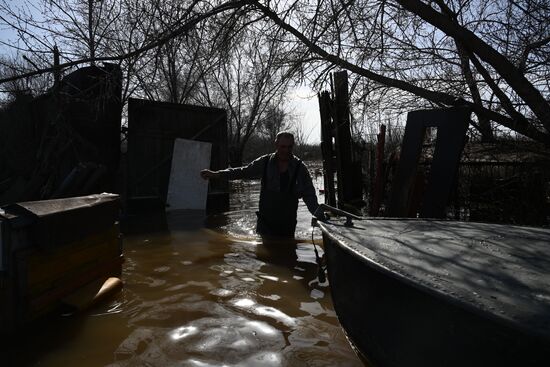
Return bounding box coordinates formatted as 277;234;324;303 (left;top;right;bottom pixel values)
193;13;294;166
0;0;244;88
258;104;292;143
0;56;51;103
0;0;124;70
247;0;550;145
122;0;216;104
2;0;547;148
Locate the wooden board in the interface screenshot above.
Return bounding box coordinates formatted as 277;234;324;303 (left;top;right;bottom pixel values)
166;138;211;211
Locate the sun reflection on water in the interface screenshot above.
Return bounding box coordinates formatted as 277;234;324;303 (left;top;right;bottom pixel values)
170;325;199;340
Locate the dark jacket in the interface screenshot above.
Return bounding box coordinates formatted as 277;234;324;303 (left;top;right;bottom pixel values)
218;153;320;216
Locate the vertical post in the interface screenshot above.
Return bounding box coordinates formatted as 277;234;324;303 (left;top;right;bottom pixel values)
88;0;95;65
333;71;354;208
318;91;336;207
367;144;375;212
370;124;386;216
53;46;60;89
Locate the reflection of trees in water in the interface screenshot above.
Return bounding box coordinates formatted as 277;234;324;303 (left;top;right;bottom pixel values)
229;179;262;212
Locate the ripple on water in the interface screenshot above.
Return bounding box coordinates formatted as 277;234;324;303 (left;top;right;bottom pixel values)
108;317;285;367
90;299;125;316
17;167;361;367
310;289;325;299
154;266;171;273
261;294;282;301
170;325;199;340
233;298;255;308
187;351;281;367
284;318;364;366
165;284;187;292
134;276;166;288
260;275;280;282
300;301;327;317
209;288;235;297
231;297;297;327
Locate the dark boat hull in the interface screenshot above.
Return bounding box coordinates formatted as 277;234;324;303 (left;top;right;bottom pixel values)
321;222;550;367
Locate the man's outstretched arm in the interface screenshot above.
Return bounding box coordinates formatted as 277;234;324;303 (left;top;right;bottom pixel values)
200;169;221;179
201;155;268;181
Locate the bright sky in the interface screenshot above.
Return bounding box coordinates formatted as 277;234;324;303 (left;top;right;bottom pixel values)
0;23;17;58
287;85;321;144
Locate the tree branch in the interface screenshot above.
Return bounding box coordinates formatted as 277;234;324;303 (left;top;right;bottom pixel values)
246;0;550;144
0;0;246;85
394;0;550;133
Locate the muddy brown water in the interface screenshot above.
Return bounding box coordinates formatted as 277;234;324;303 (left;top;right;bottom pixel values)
5;173;364;366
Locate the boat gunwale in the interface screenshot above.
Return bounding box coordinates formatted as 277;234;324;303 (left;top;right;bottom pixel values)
318;218;550;343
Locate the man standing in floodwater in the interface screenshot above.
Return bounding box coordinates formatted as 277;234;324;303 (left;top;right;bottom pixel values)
200;131;321;238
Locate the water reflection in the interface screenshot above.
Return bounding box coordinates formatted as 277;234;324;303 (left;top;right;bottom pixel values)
3;167;363;366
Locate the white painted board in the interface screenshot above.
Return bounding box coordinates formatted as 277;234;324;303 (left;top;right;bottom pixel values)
167;138;212;211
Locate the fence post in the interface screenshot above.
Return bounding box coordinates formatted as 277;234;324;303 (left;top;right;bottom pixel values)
319;91;336;207
370;124;386;216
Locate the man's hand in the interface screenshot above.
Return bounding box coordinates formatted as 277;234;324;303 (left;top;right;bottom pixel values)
200;169;219;180
313;206;328;221
316;211;327;222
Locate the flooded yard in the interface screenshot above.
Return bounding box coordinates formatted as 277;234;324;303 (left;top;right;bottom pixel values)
4;171;364;366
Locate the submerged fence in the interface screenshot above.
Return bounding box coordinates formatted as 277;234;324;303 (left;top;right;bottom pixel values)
362;140;550;226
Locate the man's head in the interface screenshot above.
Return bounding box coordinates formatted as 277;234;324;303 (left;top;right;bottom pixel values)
275;131;295;162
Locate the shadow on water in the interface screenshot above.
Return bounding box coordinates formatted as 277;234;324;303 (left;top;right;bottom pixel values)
2;170;364;367
256;240;299;268
122;208;209;235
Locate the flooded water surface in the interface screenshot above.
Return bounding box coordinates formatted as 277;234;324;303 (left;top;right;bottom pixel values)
6;174;364;366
